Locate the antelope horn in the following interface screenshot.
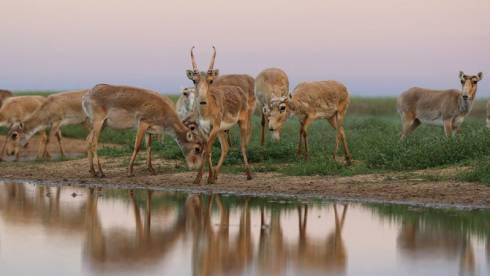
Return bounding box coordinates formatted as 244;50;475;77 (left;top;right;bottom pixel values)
190;46;198;71
208;46;216;71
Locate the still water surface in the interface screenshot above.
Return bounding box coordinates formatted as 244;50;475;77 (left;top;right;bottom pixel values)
0;182;489;276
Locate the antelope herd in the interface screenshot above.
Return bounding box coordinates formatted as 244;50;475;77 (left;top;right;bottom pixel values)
0;47;487;184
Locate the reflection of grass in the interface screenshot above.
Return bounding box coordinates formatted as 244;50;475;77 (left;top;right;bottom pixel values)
368;204;490;240
4;92;490;183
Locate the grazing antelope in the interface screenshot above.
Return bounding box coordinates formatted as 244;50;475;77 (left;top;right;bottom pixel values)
7;90;89;160
0;95;46;160
255;68;289;144
175;87;197;120
82;84;204;177
398;71;483;139
186;46;252;184
267;81;352;164
0;89;13;107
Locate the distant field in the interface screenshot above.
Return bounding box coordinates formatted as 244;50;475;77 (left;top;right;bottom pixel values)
2;91;490;184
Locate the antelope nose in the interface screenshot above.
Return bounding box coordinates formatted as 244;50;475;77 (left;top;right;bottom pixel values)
269;127;274;131
463;95;469;100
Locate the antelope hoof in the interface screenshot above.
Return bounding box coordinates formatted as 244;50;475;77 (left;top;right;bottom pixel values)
193;176;202;185
246;174;252;180
147;167;156;175
98;172;106;178
127;172;135;177
345;158;353;166
89;170;97;177
207;177;216;185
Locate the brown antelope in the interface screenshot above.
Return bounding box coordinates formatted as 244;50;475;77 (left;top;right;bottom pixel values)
214;73;256;143
256;68;289;144
398;71;483;139
82;84;205;177
186;46;252;184
0;89;13;107
0;95;47;160
267;81;352;164
7;90;89;160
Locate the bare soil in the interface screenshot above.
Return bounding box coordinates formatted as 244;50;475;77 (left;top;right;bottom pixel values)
1;136;489;208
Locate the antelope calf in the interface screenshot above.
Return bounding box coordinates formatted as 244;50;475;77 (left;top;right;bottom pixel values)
175;87;197;120
186;47;252;184
8;90;89;159
398;71;483;139
255;68;289;144
0;90;13;107
82;84;205;177
0;95;46;160
267;81;352;164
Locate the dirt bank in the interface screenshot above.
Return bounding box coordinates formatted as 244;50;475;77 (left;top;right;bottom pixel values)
1;153;489;208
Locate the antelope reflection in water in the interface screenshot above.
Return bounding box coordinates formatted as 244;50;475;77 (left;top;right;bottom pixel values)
397;220;476;276
293;204;348;275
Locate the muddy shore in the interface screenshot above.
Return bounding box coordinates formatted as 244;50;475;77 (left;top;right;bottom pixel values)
1;154;489;209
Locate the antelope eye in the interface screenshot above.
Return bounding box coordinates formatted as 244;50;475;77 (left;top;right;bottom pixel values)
194;147;201;154
279;105;286;112
183;92;189;97
472;80;477;84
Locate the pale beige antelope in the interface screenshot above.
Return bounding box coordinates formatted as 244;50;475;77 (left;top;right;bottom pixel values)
82;84;205;177
0;89;13;107
256;68;289;144
0;95;46;160
398;71;483;139
7;90;89;160
176;87;197;120
267;81;352;164
186;46;253;184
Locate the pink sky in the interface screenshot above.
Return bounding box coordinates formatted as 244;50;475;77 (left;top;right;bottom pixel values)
1;0;489;95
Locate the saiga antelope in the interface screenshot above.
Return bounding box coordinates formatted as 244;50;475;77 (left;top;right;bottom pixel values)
267;81;352;164
7;90;89;160
186;46;252;184
0;90;13;107
82;84;204;177
256;68;289;144
175;87;197;120
0;95;47;160
398;71;483;139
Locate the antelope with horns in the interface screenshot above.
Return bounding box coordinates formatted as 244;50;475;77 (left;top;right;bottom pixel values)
7;90;89;160
82;84;205;177
186;46;252;184
0;89;13;107
256;68;289;144
0;95;47;160
267;81;352;164
398;71;483;139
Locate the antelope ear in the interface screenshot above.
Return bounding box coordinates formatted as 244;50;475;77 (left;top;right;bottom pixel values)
262;106;270;114
459;71;465;81
18;122;24;130
288;93;292;101
186;70;195;80
477;72;483;80
186;131;194;142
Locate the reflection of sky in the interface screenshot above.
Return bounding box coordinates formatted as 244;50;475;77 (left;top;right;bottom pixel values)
0;184;488;275
1;0;489;95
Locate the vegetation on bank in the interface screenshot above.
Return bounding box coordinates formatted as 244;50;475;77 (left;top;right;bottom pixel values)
1;93;489;184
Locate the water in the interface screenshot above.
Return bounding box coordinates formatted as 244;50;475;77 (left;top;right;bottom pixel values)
0;182;489;276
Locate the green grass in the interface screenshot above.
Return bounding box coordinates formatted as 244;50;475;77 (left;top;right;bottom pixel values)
3;93;490;183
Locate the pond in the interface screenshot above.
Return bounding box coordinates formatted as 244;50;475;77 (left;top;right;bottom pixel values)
0;182;488;276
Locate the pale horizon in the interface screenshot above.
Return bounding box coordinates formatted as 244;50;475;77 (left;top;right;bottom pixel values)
1;0;489;96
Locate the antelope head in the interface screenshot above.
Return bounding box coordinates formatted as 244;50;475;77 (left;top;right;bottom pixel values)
5;122;28;157
179;129;205;170
186;46;219;106
267;94;292;141
459;71;483;101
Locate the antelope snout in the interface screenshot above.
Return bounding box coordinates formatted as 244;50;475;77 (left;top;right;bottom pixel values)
462;95;469;100
269;127;274;131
